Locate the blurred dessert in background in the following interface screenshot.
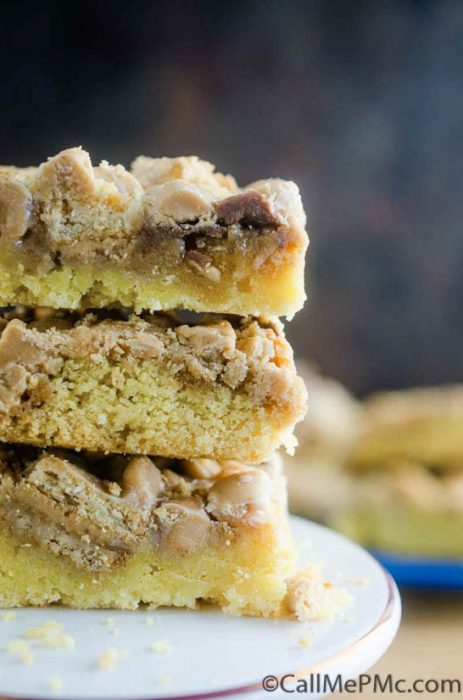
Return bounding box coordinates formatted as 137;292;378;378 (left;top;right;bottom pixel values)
285;363;363;522
286;371;463;558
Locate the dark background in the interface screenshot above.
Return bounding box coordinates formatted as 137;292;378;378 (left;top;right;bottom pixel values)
1;0;462;395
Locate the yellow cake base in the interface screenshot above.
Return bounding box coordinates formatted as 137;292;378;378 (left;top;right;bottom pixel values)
0;358;302;462
0;256;305;319
0;525;296;616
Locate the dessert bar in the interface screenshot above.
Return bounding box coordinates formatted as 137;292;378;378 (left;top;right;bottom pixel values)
0;147;308;317
348;385;463;473
339;385;463;556
0;446;311;616
0;307;307;462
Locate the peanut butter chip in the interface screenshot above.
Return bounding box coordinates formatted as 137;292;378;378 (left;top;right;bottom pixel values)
0;176;31;241
149;180;213;221
206;470;272;526
180;458;222;480
0;320;44;366
161;500;212;554
248;179;306;229
122;457;162;509
94;162;143;197
34;147;96;199
131;155;237;197
177;321;236;358
0;364;28;411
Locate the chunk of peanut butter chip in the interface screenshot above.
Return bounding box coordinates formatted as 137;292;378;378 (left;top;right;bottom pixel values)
206;470;271;525
0;320;44;367
0;176;31;241
149;180;213;221
180;458;222;480
94;162;143;197
131;155;237;197
177;321;236;358
161;500;212;554
247;179;306;229
34;147;96;199
122;457;162;509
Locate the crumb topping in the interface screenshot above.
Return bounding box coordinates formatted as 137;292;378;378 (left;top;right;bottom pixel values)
0;307;304;414
48;675;64;693
0;147;307;272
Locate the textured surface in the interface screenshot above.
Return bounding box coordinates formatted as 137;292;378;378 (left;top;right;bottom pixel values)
0;449;297;614
0;446;288;572
0;308;307;461
0;147;308;316
286;377;463;556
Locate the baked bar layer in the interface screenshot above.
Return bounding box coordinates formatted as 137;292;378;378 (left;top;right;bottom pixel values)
287;455;463;557
336;509;463;557
0;308;306;462
286;379;463;557
0;446;302;616
0;148;308;317
349;385;463;473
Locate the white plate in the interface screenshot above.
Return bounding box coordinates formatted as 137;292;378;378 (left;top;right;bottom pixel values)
0;517;400;700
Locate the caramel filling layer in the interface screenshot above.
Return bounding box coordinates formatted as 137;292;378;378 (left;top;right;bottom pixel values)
0;446;281;572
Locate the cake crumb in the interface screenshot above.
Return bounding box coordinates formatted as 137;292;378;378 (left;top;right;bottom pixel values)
145;616;155;626
298;634;312;648
7;639;29;654
20;649;36;665
26;620;75;649
7;639;35;664
158;673;171;686
150;639;172;655
98;648;120;671
1;611;16;622
104;616;121;635
284;568;352;622
49;675;64;693
108;481;121;496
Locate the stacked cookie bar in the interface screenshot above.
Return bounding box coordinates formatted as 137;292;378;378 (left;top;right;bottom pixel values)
0;148;311;616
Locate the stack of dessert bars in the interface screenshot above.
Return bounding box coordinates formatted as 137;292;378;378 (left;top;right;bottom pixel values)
0;147;318;618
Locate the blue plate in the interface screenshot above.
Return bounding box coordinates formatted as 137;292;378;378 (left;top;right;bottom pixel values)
372;550;463;590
